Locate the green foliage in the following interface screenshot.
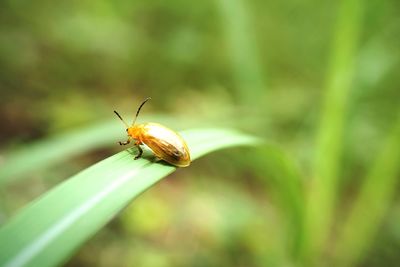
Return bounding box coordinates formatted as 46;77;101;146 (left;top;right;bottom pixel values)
246;145;305;259
217;0;267;105
1;0;399;266
303;0;365;263
0;128;259;267
334;116;400;267
0;121;118;186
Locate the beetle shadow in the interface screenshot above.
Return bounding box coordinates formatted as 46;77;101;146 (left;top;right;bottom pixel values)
126;147;171;166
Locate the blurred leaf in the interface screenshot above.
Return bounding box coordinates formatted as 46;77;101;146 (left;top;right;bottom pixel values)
303;0;364;262
334;116;400;267
247;144;304;261
0;121;118;186
217;0;267;105
0;128;260;267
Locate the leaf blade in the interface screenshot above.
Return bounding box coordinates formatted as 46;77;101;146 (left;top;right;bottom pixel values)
0;128;260;267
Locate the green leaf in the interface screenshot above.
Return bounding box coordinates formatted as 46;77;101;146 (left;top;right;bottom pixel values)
246;145;305;259
302;0;364;262
217;0;267;105
334;116;400;267
0;121;118;186
0;128;260;267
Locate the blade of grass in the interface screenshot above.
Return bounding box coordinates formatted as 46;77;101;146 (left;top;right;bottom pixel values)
302;0;364;263
334;116;400;267
217;0;267;105
0;128;260;267
0;121;118;186
248;145;305;261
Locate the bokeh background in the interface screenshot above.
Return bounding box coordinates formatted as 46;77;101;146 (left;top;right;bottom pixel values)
0;0;399;266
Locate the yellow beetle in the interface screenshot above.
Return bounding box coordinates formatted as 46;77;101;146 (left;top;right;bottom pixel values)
114;97;191;167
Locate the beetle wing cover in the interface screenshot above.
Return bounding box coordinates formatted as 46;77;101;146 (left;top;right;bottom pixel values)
141;123;191;167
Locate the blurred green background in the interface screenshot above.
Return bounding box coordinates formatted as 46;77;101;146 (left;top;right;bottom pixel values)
0;0;399;266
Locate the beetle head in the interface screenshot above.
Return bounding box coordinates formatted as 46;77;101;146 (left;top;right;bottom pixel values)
127;125;141;139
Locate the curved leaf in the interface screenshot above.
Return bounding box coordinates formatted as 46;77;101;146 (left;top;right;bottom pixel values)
0;128;260;267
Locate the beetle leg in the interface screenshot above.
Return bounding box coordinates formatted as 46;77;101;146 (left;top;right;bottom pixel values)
118;139;130;146
134;145;143;160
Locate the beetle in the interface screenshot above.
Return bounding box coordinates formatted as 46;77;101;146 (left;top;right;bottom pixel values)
114;97;191;167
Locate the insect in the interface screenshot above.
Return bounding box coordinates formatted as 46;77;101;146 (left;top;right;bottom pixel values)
114;97;191;167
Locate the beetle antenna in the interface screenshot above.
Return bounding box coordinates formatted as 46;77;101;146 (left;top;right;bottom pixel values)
114;110;129;128
132;97;151;126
